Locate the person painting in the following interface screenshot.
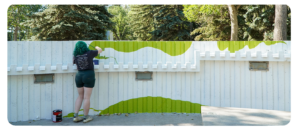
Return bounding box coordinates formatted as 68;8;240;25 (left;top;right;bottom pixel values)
72;41;102;123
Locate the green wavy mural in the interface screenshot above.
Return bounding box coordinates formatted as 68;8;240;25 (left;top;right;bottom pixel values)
63;96;202;118
217;41;286;53
89;41;192;59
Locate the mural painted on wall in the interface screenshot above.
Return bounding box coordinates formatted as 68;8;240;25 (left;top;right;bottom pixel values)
63;96;202;118
88;41;287;64
61;40;288;117
217;41;286;53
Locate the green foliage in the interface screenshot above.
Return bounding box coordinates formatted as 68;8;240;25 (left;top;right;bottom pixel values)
149;5;197;41
108;5;135;40
184;5;231;41
23;5;114;41
128;5;155;41
7;5;45;41
184;5;291;41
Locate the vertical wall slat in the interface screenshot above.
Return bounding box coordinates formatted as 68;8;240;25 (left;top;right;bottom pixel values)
46;42;52;65
62;42;68;65
92;72;99;114
181;73;186;112
17;76;22;121
210;61;215;107
34;81;41;120
11;41;18;65
161;72;167;112
220;61;225;107
28;75;35;120
267;62;274;110
185;42;190;63
146;72;152;113
278;62;285;111
137;77;143;113
142;80;147;112
40;83;46;119
262;70;268;109
133;72;138;113
34;41;41;65
22;75;29;121
245;61;251;108
240;61;246;108
256;71;263;109
57;74;63;112
147;41;156;63
11;76;18;122
45;83;52;119
152;72;157;113
185;72;191;113
51;41;57;65
204;61;211;106
7;42;11;67
273;62;279;110
118;72;124;113
230;61;235;107
200;61;205;106
171;72;175;112
40;42;47;66
68;74;74;116
62;74;68;116
17;42;23;66
166;72;172;113
127;72;134;113
235;61;241;107
123;72;128;113
284;62;290;111
113;73;119;113
7;76;11;121
156;72;162;113
108;73;114;114
190;72;195;113
22;42;29;65
195;70;201;113
224;61;231;107
100;72;109;113
250;69;255;108
175;72;181;113
215;61;221;107
28;42;34;66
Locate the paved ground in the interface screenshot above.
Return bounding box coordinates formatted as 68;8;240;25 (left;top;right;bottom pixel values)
9;106;290;126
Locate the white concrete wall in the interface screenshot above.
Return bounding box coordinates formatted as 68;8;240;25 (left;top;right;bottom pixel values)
7;60;290;122
7;41;291;122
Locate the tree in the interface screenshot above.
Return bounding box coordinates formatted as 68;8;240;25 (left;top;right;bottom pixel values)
23;5;114;41
149;5;197;41
273;5;287;40
108;5;135;40
228;5;241;41
7;5;45;41
128;5;155;41
183;5;231;41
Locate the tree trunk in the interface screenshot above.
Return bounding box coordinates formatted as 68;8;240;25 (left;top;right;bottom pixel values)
273;5;287;41
228;5;239;41
13;26;19;41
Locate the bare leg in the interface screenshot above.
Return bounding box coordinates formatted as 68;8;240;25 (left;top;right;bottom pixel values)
83;87;93;116
74;87;84;113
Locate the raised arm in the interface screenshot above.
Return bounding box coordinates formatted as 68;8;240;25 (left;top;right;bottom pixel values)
95;46;102;54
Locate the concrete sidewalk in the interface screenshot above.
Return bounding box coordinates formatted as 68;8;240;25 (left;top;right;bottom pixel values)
9;106;290;126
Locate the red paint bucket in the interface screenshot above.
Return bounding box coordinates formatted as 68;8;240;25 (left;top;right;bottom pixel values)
52;109;62;123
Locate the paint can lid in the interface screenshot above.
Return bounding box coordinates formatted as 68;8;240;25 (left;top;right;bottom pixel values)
53;109;62;112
